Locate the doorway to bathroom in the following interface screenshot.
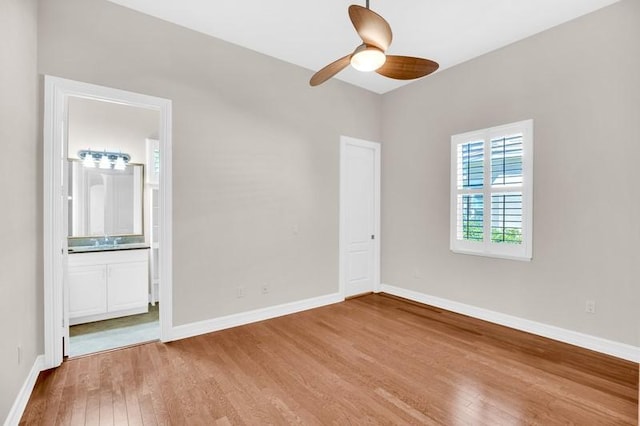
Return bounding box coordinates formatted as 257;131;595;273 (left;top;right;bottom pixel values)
65;97;159;357
43;76;173;368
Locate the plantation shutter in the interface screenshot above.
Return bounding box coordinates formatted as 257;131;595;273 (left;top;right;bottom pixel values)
450;120;533;260
456;141;484;242
490;135;523;245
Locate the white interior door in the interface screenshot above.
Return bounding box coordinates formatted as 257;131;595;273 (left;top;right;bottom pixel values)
340;137;380;298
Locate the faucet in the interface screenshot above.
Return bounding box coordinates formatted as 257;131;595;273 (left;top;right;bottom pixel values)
113;237;123;246
103;236;110;245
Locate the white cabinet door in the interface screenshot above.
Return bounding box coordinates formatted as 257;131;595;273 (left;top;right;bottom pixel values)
68;265;107;319
107;261;149;312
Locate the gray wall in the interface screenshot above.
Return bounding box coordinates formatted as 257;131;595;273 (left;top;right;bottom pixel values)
2;0;634;421
68;97;159;164
0;0;41;421
381;0;640;346
38;0;382;326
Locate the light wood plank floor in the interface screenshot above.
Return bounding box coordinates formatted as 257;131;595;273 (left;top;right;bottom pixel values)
21;294;638;425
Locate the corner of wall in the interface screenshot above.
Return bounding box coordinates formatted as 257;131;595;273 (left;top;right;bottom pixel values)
3;355;45;426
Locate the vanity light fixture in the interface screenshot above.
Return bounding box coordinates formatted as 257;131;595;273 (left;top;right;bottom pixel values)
78;149;131;170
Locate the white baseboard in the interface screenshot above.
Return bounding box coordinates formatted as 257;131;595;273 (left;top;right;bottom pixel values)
380;284;640;363
3;354;45;426
170;292;344;341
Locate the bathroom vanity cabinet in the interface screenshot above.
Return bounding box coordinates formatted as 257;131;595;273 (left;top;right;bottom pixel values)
68;248;149;325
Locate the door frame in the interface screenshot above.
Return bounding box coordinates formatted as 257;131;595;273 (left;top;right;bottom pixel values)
339;136;381;298
43;76;173;368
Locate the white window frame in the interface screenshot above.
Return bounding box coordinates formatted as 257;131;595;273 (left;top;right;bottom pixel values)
450;119;533;261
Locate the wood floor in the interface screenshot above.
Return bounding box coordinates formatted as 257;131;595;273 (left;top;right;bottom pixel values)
21;294;638;425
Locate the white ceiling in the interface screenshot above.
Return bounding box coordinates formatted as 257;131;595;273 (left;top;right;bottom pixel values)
107;0;620;94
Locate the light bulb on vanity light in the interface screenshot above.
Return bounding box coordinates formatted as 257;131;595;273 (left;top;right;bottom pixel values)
82;152;95;168
99;154;111;169
114;156;126;171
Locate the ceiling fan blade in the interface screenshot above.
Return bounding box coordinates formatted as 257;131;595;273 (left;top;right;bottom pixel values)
310;55;352;86
348;5;392;51
375;55;439;80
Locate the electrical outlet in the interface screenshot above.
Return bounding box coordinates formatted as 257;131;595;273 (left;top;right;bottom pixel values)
261;283;270;294
237;286;245;298
17;346;21;365
585;300;596;314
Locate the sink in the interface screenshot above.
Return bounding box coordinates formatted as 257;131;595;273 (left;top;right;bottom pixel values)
68;242;150;253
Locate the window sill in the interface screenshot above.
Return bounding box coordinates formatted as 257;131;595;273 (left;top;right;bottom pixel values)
450;248;532;262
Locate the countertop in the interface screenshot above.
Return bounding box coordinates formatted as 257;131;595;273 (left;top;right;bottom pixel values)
68;243;150;254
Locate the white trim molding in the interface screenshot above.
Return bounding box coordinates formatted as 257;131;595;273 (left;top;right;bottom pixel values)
3;355;45;426
380;284;640;363
43;76;173;369
171;293;343;341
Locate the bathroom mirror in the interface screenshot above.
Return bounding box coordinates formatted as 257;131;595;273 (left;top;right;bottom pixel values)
67;160;144;237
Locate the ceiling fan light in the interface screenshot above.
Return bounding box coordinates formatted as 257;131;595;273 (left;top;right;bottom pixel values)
350;45;386;72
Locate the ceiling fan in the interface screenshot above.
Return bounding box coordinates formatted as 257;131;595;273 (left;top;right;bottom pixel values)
310;1;439;87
